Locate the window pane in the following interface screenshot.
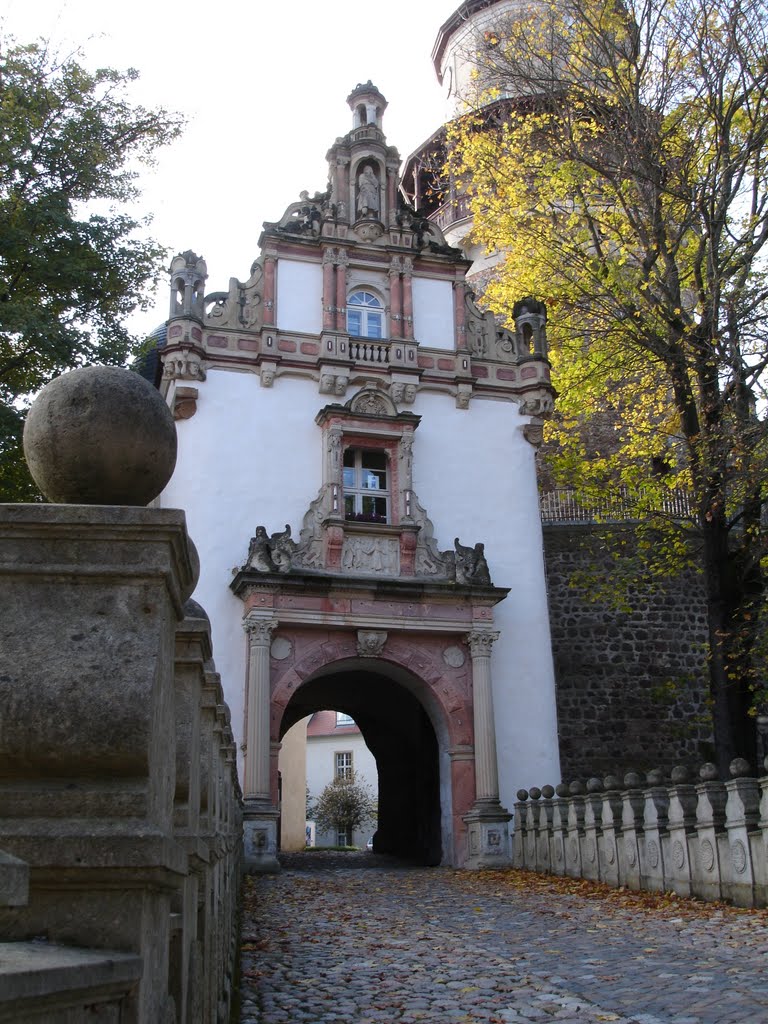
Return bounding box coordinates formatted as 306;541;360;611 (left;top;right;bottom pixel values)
362;495;387;518
347;310;362;336
343;467;356;488
343;449;355;467
344;494;356;518
362;451;386;470
367;312;383;339
363;470;386;490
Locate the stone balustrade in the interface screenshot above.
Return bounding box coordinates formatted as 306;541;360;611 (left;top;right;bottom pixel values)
0;505;242;1023
512;759;768;908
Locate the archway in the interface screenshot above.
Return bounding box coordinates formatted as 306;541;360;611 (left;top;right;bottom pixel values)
280;660;448;866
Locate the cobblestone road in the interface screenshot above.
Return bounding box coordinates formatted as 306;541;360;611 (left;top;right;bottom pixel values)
240;852;768;1024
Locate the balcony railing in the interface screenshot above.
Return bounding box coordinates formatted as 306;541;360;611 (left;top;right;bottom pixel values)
349;339;390;364
540;487;695;523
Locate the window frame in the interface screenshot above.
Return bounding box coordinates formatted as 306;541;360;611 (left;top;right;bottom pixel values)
347;289;384;339
343;447;390;524
335;750;353;780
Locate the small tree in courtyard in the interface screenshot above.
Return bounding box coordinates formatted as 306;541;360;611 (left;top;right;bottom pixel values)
312;772;377;847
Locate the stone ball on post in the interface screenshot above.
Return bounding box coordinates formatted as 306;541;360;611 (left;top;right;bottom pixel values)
23;366;177;506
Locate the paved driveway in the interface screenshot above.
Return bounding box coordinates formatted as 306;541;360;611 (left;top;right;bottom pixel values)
240;852;768;1024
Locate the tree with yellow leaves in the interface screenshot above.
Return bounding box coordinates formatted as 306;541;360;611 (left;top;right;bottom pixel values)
449;0;768;775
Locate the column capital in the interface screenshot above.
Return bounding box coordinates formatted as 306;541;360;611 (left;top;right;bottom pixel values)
243;613;278;645
465;630;500;657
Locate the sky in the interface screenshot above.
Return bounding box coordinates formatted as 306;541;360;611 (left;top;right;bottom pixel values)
2;0;463;337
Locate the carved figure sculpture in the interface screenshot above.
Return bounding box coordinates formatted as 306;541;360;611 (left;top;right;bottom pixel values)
270;525;296;573
245;524;296;574
454;538;492;585
357;166;380;217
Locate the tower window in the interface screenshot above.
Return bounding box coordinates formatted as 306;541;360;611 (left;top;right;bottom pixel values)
347;291;383;339
343;448;389;522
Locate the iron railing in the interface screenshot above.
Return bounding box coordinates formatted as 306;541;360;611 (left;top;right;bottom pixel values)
540;487;695;523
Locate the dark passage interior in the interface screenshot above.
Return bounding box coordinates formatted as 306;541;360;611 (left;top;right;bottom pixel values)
281;667;442;866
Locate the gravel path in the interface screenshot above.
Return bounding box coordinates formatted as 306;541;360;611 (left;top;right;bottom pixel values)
240;852;768;1024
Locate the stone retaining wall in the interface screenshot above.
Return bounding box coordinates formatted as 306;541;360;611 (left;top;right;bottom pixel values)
0;505;242;1023
512;761;768;908
543;523;714;779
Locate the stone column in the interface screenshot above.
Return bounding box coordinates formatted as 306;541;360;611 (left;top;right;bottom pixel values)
463;629;512;868
402;258;414;340
242;612;280;872
335;250;348;332
322;250;336;331
389;260;402;339
454;279;466;350
263;254;277;327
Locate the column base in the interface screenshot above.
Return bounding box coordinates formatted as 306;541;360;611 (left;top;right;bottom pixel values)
463;801;513;870
242;803;280;874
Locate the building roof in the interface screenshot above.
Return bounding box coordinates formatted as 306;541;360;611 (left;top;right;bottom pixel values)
306;710;361;738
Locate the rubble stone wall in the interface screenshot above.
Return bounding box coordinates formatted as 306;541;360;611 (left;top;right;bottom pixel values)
543;523;714;781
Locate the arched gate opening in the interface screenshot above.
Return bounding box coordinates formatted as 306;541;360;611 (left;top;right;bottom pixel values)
280;662;445;866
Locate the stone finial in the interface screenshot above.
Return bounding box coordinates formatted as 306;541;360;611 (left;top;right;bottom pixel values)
670;765;690;784
555;783;570;798
646;768;665;786
603;775;621;792
623;771;645;789
181;535;201;604
23;366;177;506
729;757;752;778
569;781;585;795
586;777;604;794
529;787;542;801
516;789;529;801
699;762;719;782
541;785;555;799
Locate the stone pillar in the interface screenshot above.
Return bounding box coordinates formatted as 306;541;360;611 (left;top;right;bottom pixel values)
389;260;402;339
598;775;624;888
582;778;604;882
335;250;348;332
551;785;569;876
263;254;277;327
242;612;280;873
691;763;727;902
665;766;698;898
723;759;759;907
454;279;466;350
463;630;512;868
565;782;586;878
618;772;645;889
640;769;669;892
322;250;336;331
402;258;414;340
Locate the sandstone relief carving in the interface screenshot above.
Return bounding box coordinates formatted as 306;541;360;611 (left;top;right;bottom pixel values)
342;535;399;575
357;630;387;658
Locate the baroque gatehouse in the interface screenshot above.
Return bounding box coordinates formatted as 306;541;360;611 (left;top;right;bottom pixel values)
158;80;560;870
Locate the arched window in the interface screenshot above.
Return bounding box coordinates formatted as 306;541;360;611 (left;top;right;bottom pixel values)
347;290;383;339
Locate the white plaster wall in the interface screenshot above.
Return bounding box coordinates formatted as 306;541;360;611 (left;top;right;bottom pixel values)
306;731;378;848
412;278;454;350
410;391;561;814
276;259;323;334
160;370;323;763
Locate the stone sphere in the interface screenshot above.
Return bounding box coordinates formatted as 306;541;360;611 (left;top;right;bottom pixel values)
529;786;542;801
555;783;570;798
646;768;665;786
541;785;555;799
670;765;689;784
586;777;604;794
180;536;201;604
23;366;177;505
623;771;645;789
516;789;529;802
603;775;621;792
569;780;585;795
729;757;751;778
699;762;719;782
